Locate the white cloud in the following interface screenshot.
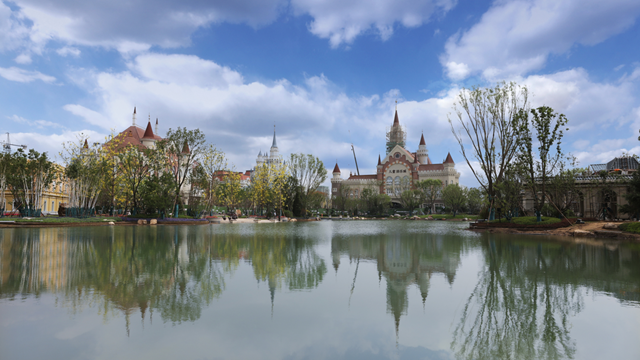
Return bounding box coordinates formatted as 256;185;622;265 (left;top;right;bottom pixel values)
6;0;284;53
442;0;640;80
0;66;56;83
292;0;456;47
56;46;80;57
8;114;65;129
14;53;32;64
60;52;463;177
7;129;106;161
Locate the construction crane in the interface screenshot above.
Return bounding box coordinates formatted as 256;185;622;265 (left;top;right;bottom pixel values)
348;130;360;175
2;133;27;154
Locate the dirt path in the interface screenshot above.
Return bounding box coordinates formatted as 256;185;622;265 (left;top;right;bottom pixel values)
473;221;640;241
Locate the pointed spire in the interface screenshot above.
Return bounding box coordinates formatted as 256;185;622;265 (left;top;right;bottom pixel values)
393;109;399;126
414;153;419;163
83;139;88;149
419;133;426;146
155;118;159;137
258;150;262;157
133;106;136;114
333;163;341;173
132;107;137;126
378;154;382;166
444;152;454;164
181;140;190;154
142;120;155;139
272;124;277;148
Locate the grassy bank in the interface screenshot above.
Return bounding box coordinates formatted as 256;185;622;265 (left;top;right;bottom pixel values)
619;222;640;234
489;216;562;225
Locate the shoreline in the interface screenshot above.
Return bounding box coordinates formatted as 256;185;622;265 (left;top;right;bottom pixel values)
469;221;640;242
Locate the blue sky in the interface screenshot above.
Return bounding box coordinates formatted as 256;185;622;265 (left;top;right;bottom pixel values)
1;0;640;187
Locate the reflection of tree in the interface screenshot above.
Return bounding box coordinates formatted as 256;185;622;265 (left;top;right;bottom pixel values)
451;238;584;360
0;225;327;328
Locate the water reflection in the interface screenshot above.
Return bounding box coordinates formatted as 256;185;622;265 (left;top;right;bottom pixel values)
330;232;471;340
0;226;327;332
452;237;640;360
1;223;639;360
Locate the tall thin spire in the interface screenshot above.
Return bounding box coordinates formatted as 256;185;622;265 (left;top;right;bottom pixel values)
272;124;277;148
132;107;137;126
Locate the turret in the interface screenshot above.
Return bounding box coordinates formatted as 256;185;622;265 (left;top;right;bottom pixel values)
417;133;428;164
256;150;264;165
141;120;156;149
269;126;279;161
444;152;454;168
332;163;341;180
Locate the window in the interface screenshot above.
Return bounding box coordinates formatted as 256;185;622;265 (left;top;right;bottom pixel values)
354;190;358;197
44;202;47;212
52;201;55;211
332;188;336;193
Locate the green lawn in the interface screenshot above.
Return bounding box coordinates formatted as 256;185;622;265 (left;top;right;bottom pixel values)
489;216;562;225
8;216;122;223
619;222;640;233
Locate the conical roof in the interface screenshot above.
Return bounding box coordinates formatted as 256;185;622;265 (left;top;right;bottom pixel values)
142;121;155;139
83;139;88;149
393;110;399;126
258;150;262;157
181;140;190;154
272;127;277;148
378;154;382;165
333;163;341;173
419;133;426;146
444;152;454;164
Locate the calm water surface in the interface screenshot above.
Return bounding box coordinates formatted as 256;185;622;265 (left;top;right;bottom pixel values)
1;221;639;360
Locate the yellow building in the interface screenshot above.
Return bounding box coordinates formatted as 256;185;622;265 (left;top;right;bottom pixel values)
2;164;69;215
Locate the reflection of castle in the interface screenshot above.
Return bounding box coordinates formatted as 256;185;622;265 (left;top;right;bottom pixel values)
331;235;462;337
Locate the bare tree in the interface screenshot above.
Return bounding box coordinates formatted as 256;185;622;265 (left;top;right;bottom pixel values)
449;82;528;220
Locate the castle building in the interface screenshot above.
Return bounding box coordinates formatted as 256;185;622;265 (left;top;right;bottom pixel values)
108;107;162;150
255;126;282;166
331;109;460;208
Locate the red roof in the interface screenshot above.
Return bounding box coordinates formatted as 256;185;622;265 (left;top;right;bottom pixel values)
418;164;444;171
142;121;155;139
333;163;341;173
393;110;399;126
378;154;382;166
105;124;162;151
444;152;454;164
181;140;190;154
427;156;432;164
348;174;378;180
419;133;426;146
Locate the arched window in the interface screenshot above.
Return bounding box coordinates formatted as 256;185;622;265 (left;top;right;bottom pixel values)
386;177;392;185
354;190;359;198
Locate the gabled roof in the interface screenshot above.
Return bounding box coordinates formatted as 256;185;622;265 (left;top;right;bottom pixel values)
382;145;414;165
333;163;341;173
418;163;444;171
444;152;454;164
419;133;426;146
142;121;155;139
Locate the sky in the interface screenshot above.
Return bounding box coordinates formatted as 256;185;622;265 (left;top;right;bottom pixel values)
1;0;640;187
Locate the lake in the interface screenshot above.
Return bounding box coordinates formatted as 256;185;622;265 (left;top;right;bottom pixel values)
1;221;639;360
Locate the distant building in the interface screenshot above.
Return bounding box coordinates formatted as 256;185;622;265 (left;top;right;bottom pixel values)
331;108;460;208
522;155;636;220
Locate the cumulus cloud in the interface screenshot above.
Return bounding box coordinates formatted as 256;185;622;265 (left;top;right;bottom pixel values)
442;0;640;80
7;0;285;54
7;129;106;161
0;66;56;83
291;0;456;47
59;52;464;182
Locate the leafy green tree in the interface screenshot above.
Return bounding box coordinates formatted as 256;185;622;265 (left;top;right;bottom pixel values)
140;172;175;216
415;179;442;214
466;187;484;215
332;183;351;213
400;189;422;216
159;127;207;211
288;153;327;216
0;152;8;214
442;184;466;217
620;169;640;218
6;148;56;216
515;106;568;222
360;187;391;216
449;82;529;220
116;145;153;212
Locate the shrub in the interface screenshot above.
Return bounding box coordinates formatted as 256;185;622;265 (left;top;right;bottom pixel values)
283;210;293;218
619;222;640;234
